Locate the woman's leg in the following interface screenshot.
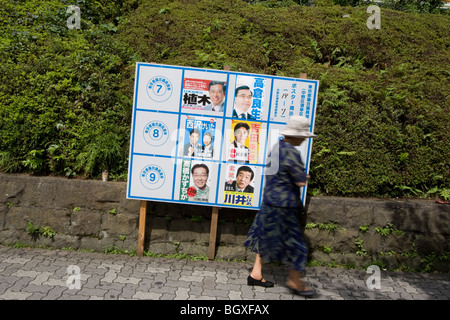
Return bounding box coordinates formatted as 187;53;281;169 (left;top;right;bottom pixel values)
250;254;263;280
286;269;314;292
247;254;274;287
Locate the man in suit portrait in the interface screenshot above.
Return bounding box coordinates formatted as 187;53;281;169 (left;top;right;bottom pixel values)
188;164;210;202
183;128;202;157
224;165;254;193
232;85;254;120
203;81;226;112
229;122;249;163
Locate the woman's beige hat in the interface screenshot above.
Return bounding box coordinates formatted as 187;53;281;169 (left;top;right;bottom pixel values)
280;116;317;138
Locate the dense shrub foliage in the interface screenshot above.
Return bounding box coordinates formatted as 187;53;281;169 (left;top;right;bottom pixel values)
0;0;138;179
249;0;446;14
1;0;449;198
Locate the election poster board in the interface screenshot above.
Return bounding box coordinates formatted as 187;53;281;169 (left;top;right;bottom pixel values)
127;63;319;210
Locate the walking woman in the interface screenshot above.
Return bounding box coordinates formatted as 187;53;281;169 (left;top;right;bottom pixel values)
244;116;317;296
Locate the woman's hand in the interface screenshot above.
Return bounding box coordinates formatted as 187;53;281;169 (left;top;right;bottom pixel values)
295;174;311;187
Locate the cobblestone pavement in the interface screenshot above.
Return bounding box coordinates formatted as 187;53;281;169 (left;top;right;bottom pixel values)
0;246;449;301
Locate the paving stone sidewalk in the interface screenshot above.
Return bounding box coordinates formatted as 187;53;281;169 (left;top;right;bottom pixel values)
0;246;448;301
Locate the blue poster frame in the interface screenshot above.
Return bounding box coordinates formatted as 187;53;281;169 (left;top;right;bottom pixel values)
127;63;319;210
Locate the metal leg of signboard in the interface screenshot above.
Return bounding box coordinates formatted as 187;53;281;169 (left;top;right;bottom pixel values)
208;206;220;260
137;200;147;257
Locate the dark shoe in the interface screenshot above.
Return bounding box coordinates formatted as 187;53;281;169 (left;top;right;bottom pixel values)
289;287;317;297
247;275;274;287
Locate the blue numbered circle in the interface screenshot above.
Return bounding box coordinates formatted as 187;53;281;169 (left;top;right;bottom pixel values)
140;165;165;190
146;76;173;102
143;121;169;147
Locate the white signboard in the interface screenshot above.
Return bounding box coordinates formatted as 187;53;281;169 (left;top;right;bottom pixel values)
127;63;319;210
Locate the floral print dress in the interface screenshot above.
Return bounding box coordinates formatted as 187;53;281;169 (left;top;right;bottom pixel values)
244;139;309;273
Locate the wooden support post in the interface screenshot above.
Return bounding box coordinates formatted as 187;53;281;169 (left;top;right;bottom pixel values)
206;65;231;260
208;207;219;260
300;73;307;79
207;65;230;260
137;200;147;257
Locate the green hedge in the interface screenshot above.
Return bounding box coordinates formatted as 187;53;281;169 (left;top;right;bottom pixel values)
249;0;446;14
0;0;138;178
1;0;449;198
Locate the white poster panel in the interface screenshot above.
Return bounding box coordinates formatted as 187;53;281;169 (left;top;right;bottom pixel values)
132;110;178;156
128;155;175;200
269;78;318;122
135;65;183;112
127;62;319;210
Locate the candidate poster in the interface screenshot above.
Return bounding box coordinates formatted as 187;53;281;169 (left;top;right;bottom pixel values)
127;63;319;210
180;116;217;159
222;164;256;207
231;75;267;120
226;120;262;164
182;78;227;112
177;160;217;203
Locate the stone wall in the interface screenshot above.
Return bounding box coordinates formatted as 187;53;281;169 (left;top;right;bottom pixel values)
0;173;448;272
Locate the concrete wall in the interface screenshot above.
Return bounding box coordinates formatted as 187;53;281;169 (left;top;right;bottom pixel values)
1;173;448;272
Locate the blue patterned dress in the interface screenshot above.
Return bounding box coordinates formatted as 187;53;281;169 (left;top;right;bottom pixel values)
244;139;308;273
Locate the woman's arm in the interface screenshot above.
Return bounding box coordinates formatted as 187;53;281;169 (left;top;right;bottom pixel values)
295;174;310;188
